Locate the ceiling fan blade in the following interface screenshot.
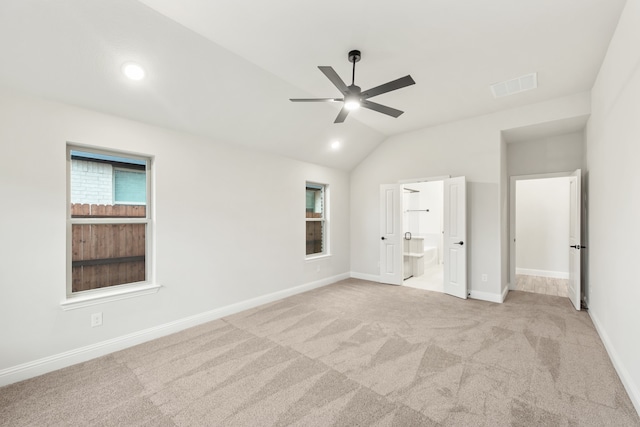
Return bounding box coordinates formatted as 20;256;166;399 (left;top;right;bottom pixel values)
334;106;349;123
361;100;404;118
360;75;416;99
289;98;341;102
318;66;349;95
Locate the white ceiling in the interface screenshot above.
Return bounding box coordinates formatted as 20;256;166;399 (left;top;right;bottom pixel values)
0;0;627;170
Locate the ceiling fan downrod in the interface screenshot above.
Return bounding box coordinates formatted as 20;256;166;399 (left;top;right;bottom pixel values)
348;50;361;86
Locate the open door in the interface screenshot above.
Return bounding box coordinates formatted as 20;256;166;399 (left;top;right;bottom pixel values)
568;169;582;310
379;184;403;285
443;176;467;299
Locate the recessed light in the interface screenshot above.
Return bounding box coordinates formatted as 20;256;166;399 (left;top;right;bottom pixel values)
331;141;341;150
122;62;145;81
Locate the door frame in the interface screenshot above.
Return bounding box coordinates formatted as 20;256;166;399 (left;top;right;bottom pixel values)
398;175;451;184
509;171;579;290
379;175;453;289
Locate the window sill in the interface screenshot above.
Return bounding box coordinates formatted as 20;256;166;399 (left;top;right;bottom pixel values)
60;283;161;311
305;253;332;262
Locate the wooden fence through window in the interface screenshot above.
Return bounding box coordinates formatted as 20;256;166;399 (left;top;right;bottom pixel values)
305;211;323;255
71;204;146;292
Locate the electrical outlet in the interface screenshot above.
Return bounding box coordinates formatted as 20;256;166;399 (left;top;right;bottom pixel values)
91;312;103;328
481;274;488;282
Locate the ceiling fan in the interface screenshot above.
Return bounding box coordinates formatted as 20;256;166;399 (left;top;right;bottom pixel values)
290;50;416;123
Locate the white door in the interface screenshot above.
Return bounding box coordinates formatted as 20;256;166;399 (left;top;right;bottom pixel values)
568;169;582;310
443;176;467;299
379;184;403;285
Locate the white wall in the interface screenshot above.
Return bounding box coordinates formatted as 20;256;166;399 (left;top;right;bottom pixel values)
506;131;584;286
403;181;442;237
515;178;570;277
350;92;591;301
0;89;351;380
508;132;584;176
586;0;640;414
418;182;443;237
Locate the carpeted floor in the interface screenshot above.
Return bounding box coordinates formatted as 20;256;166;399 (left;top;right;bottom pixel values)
1;279;638;426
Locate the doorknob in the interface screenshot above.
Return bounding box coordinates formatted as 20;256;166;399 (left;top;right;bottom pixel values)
570;245;586;249
381;237;386;240
454;241;464;246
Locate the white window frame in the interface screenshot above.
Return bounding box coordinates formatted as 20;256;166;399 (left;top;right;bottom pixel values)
63;144;158;310
305;182;329;259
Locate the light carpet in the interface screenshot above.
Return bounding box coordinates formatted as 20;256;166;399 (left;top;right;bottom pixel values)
1;279;638;426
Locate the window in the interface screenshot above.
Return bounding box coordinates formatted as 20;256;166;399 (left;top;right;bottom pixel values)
67;146;151;295
306;182;327;256
114;168;146;204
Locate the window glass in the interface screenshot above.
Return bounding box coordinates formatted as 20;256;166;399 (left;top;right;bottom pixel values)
69;148;150;293
306;183;326;256
114;169;146;204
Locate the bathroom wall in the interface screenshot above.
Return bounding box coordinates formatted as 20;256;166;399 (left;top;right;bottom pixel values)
403;182;443;236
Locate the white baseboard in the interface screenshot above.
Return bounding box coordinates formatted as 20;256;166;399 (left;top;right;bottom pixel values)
516;268;569;279
469;289;504;303
350;271;380;282
501;286;510;302
0;273;349;387
588;309;640;416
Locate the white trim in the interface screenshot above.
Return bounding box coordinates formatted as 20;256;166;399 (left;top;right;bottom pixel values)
67;144;154;297
589;310;640;416
69;217;147;225
0;273;348;387
397;175;450;184
350;271;381;282
469;290;504;303
60;283;161;311
305;181;328;259
509;171;576;287
501;286;510;302
515;268;569;279
305;254;332;262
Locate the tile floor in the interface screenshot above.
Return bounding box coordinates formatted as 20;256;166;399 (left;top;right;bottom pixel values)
403;269;570;300
514;274;569;297
404;264;444;293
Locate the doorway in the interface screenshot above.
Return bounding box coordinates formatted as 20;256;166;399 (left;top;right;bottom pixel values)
402;181;444;293
509;170;582;309
380;176;467;299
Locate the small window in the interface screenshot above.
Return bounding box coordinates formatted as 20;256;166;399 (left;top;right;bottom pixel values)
306;182;327;256
114;168;146;204
68;147;151;294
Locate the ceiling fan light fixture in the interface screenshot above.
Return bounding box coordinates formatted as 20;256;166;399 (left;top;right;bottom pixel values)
344;99;360;110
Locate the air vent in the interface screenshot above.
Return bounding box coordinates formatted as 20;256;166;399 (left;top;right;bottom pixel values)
490;73;537;98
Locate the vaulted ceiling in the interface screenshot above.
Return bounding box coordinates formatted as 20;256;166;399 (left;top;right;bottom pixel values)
0;0;627;170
